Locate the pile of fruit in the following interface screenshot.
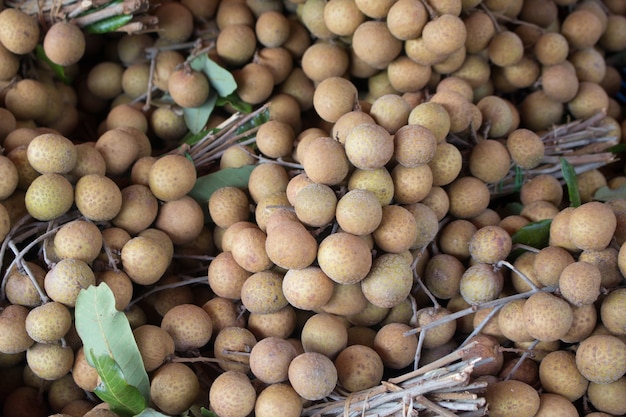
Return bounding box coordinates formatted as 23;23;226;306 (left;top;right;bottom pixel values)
0;0;625;416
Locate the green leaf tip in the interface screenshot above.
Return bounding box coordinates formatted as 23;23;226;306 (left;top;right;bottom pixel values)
512;218;552;248
35;45;72;84
559;157;581;207
90;352;147;417
190;54;238;97
75;283;150;402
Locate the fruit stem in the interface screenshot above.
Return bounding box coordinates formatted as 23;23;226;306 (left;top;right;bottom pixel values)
125;276;209;309
502;339;539;381
496;260;539;291
458;303;504;349
8;241;49;304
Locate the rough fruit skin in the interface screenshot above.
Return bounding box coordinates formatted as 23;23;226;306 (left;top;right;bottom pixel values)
361;253;412;308
317;232;372;285
575;334;626;384
485;380;540;417
0;8;40;54
148;154;197;201
334;344;384;392
0;304;34;354
288;352;338;401
25;173;74;221
133;325;175;372
150;362;200;415
43;21;85;66
160;304;213;351
26;342;74;380
569;201;617;251
209;370;256;417
539;350;588;401
523;292;573;342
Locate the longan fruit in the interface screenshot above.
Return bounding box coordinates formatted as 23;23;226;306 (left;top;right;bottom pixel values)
569;201;616;251
161;304;212;352
373;205;418;254
351;20;402;70
334;344;383;392
26;342;74;381
576;334;626;384
463;10;496;53
282;267;334;311
488;30;523;67
485;380;540;417
446;176;490;219
155;195;204;245
422;14;467;56
167;68;210;109
414;307;457;349
540;63;579;103
300;0;333;39
288;352;337;401
523;292;573;342
373;323;417;369
0;8;39;55
469;139;511;183
4;79;49;121
215;1;254;29
53;220;102;263
317;232;372;285
533;245;575;287
266;219;318;270
247;163;289;204
386;0;428;40
0;41;20;80
568;81;610;120
506;128;545;170
361;253;413;309
561;303;597;344
154;1;193;42
150;362;199;415
0;304;35;354
94;128;139;177
438;219;476;260
344;122;394;170
209;370;256;417
601;288;626;336
216;24;257;66
386;55;432;94
255;10;290;47
301;136;350;185
323;0;366;37
148;154;196;202
587;378;626;416
558;261;601;306
312;76;358;123
348;167;395;206
468;225;512;264
120;235;172;286
43;22;85;66
423;253;464;300
255;120;294;159
391;164;433;205
519;90;564;132
255;383;302;417
520;174;563;207
234;62;274;105
249;337;298;384
74;174;123;222
24;173;73;221
561;9;604;50
301;41;349;84
369;93;412;134
111;184;158;235
408;101;451;143
300;313;348;359
86;61;123;100
534;32;569;66
335;189;382;236
459;262;504;305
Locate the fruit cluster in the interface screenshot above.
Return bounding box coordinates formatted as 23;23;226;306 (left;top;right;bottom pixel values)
0;0;625;417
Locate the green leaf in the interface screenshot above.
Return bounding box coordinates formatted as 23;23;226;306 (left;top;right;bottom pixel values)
188;165;256;224
191;54;238;97
75;284;150;402
607;143;626;154
182;128;220;146
90;353;146;417
235;106;270;136
593;185;626;202
134;407;172;417
216;93;253;113
201;408;219;417
35;45;71;84
184;90;218;134
84;14;134;34
560;157;581;207
512;218;552;248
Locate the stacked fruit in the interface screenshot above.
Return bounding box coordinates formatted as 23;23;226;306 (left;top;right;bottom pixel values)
0;0;625;416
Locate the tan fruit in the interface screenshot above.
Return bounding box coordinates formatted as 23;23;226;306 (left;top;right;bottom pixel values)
569;201;616;251
558;261;601;306
201;297;245;334
587;377;626;416
498;299;534;343
506;128;545;170
334;344;383;392
523;292;573;342
408;101;451;143
373;323;417;369
249;337;298;384
422;14;467;56
391;164;433;205
428;142;463;187
601;288;626;336
511;251;544;294
361;253;412;309
148;154;197;202
95;270;133;311
0;8;39;54
25;302;71;344
160;304;212;352
43;21;85;66
348;167;395;206
247;163;288;204
568;81;610;120
561;303;597;344
438;219;475;260
248;305;297;340
488;30;523;67
71;347;98;392
312;77;358;123
301;41;349;84
561;9;604;50
207;251;251;300
155;195;204;245
230;226;273;273
150;363;199;415
53;220;102;263
133;325;175;372
0;305;34;354
255;383;301;417
461;334;504;377
265;220;318;270
576;334;626;384
468;139;510;183
316;232;372;285
209;370;256;417
26;343;74;381
288;352;337;400
446;176;490;219
429;90;472;134
468;225;512;264
520;174;563;207
25;173;73;221
121;235;172;285
485;380;540;417
0;41;20;81
459;262;504;305
301;136;350;185
321;282;369;316
351;21;402;70
72;174;121;222
94;128;139;176
423;253;464;300
386;0;428;40
301;313;348;359
600;14;626;52
335;189;382;236
533;393;579;417
234;62;274;105
414;307;456;349
282;267;334;311
26;133;76;175
240;270;287;314
213;326;256;372
294;183;337;227
44;259;95;307
534;32;569;66
533;245;575;287
323;0;366;37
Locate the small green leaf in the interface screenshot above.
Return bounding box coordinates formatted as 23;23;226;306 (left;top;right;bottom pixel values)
90;353;146;417
201;408;219;417
189;165;256;205
216;93;253;113
512;218;552;248
35;45;71;84
184;90;218;134
235;106;270;136
190;54;238;97
607;143;626;154
593;185;626;202
504;202;524;216
75;284;150;402
560;157;581;207
84;14;133;34
134;407;172;417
